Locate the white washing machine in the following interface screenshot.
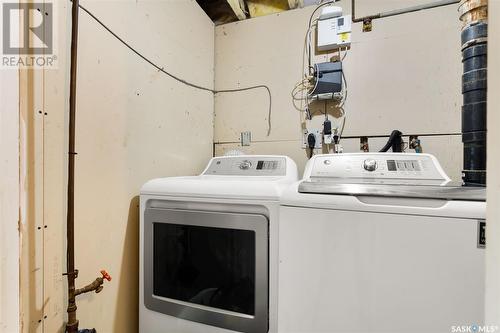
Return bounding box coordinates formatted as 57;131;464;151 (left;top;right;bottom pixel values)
279;153;486;333
139;155;298;333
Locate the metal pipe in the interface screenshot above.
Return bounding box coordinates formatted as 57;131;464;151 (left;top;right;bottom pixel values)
75;278;104;296
352;0;460;23
75;270;112;296
65;0;80;331
64;1;110;330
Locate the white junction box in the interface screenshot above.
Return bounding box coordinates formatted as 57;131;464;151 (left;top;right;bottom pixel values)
317;14;352;51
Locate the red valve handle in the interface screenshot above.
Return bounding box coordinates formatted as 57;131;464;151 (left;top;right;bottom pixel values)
100;270;112;282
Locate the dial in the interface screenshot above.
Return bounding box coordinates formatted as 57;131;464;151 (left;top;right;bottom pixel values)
239;160;252;170
363;159;377;172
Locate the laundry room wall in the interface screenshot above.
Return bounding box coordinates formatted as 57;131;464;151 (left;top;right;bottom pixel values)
20;0;215;332
213;0;463;180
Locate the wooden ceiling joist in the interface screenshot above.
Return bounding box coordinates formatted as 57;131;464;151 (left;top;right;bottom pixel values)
197;0;305;24
227;0;247;20
288;0;304;9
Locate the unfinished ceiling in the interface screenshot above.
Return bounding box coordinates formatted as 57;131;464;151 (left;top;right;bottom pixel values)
196;0;312;24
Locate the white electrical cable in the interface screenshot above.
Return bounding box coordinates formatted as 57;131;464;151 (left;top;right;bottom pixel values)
306;20;318;75
341;46;348;61
337;70;348;141
308;64;320;97
291;20;317;114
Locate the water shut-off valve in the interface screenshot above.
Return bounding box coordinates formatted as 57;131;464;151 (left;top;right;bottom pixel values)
74;270;112;296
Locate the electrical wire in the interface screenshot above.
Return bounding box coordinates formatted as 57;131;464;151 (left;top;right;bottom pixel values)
336;70;348;141
304;23;314;117
292;78;311;99
303;20;318;117
76;3;273;136
341;46;348;61
324;100;328;119
293;15;317;118
339;70;348;108
309;63;320;97
306;20;318;75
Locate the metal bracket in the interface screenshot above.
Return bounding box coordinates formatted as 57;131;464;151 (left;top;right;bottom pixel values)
362;18;372;32
63;269;79;278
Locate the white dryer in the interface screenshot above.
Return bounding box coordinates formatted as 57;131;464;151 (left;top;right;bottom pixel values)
279;153;486;333
140;155;298;333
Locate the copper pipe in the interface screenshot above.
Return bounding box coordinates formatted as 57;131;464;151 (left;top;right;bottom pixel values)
351;0;459;23
74;271;112;296
75;278;104;296
65;0;80;331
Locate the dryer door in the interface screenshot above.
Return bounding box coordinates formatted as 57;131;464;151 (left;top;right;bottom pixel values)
144;208;268;333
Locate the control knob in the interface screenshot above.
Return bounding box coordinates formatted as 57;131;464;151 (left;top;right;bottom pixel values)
363;159;377;172
239;160;252;170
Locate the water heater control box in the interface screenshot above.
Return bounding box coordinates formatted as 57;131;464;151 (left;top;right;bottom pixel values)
317;14;352;51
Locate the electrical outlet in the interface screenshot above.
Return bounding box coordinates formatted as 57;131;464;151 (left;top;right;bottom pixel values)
302;129;323;149
324;134;333;145
240;131;251;146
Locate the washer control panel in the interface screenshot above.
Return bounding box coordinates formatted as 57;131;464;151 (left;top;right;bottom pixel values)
203;156;286;176
307;153;449;182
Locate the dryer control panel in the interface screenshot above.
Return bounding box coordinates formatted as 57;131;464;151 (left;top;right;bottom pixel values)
305;153;450;184
203;156;287;176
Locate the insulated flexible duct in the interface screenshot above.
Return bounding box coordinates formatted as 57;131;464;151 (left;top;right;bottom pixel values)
459;0;488;186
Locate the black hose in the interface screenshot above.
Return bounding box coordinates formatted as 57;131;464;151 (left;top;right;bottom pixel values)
379;130;403;152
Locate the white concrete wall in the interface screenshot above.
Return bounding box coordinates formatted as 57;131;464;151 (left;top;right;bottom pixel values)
20;0;215;332
0;68;20;333
214;0;463;178
486;0;500;326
